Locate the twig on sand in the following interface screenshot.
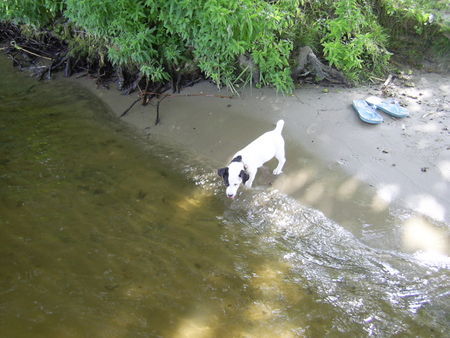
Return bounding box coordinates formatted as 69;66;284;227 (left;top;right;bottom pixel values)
148;92;234;125
121;91;234;124
120;97;141;118
155;94;170;125
382;74;394;88
369;76;384;83
10;40;53;60
422;111;443;119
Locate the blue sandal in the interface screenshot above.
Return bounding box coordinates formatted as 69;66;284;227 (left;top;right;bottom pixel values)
366;96;410;118
352;99;384;124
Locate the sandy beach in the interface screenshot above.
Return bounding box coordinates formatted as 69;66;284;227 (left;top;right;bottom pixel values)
70;72;450;253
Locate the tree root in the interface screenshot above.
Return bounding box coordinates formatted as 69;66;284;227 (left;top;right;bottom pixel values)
122;72;142;95
292;46;349;86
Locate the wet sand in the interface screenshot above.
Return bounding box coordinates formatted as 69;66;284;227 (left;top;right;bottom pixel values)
70;73;450;253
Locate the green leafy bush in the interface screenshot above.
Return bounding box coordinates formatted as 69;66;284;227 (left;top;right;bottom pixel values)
321;0;391;82
63;0;296;92
0;0;64;27
378;0;450;59
64;0;166;82
1;0;448;91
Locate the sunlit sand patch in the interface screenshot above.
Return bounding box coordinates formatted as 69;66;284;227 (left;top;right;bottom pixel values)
249;262;304;305
402;216;448;254
173;314;215;338
244;301;276;321
303;182;325;204
337;177;360;200
371;183;400;212
437;160;450;181
406;194;445;222
370;194;389;212
377;184;399;203
176;188;212;212
250;266;284;298
241;265;306;334
238;308;305;338
273;168;315;194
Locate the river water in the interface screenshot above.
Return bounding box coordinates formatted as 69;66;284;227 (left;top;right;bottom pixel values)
0;56;449;337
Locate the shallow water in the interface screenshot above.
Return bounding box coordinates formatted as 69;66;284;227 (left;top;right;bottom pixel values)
0;56;449;337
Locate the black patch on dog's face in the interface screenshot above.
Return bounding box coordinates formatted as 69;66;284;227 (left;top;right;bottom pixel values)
231;155;242;163
239;170;249;184
217;167;229;186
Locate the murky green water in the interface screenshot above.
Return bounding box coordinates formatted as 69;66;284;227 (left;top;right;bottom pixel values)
1;56;449;337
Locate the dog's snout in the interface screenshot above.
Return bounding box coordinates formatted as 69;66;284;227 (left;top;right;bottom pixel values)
227;194;235;199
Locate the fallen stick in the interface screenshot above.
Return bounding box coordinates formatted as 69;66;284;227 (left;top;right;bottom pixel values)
155;94;170;125
120;90;234;123
382;74;393;87
10;40;53;60
421;111;442;119
120;97;141;118
153;92;234;125
369;76;384;82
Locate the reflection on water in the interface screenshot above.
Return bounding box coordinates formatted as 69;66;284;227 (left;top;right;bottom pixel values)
1;56;449;337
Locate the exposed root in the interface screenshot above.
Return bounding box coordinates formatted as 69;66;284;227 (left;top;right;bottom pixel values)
292;46;349;86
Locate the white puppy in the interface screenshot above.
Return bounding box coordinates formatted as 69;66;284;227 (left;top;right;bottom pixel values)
218;120;286;198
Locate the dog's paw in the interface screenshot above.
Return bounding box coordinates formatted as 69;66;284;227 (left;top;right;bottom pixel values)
273;169;283;175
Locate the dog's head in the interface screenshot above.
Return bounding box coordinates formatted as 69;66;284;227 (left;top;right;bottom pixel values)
217;156;249;199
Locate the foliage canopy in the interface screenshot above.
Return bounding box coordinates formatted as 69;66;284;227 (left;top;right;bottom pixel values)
1;0;448;92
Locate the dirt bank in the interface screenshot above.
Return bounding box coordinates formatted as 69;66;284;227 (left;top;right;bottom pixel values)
69;71;449;253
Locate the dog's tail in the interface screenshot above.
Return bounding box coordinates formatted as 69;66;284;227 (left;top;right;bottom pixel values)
274;119;285;133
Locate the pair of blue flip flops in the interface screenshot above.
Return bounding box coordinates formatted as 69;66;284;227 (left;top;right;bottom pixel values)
353;96;409;124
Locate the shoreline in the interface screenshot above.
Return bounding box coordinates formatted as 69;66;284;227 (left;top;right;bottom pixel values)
68;72;449;253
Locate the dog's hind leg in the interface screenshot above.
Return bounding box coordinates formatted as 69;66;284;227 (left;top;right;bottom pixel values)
273;145;286;175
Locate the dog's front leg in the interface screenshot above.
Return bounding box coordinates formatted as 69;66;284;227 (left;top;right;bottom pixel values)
245;170;257;188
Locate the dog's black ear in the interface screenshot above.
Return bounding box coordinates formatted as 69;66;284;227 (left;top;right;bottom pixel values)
231;155;242;163
239;170;249;184
218;167;228;177
217;167;229;186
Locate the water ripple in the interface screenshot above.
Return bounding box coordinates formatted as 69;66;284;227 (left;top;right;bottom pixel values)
187;167;450;336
